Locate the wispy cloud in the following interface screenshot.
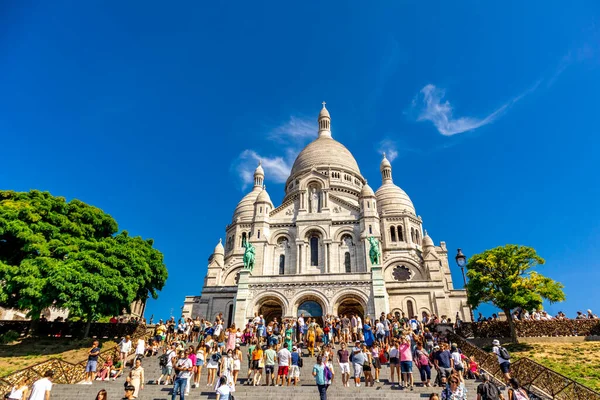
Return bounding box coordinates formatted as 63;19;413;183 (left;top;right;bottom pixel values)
377;139;399;161
413;82;540;136
233;117;316;190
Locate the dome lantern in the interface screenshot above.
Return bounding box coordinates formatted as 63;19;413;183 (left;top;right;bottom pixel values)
380;153;392;184
318;101;332;138
254;161;264;188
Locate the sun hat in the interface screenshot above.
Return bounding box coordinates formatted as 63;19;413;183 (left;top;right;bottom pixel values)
492;339;500;346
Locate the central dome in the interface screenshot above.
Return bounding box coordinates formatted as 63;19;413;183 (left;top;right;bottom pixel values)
289;136;361;178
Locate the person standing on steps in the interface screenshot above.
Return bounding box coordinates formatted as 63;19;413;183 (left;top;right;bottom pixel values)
215;376;231;400
399;335;414;390
118;336;132;367
172;350;193;400
337;342;350;387
476;372;504;400
28;370;53;400
289;345;301;386
128;358;145;398
312;355;328;400
157;344;176;386
263;343;277;386
85;340;101;384
351;340;365;387
276;343;291;386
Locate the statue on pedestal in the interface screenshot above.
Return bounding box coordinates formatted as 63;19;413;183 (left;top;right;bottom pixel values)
243;237;256;272
310;188;319;213
367;236;381;266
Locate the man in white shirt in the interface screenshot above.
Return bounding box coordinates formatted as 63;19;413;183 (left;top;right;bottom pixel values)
29;370;53;400
276;345;292;386
172;350;193;399
297;314;305;342
492;339;511;384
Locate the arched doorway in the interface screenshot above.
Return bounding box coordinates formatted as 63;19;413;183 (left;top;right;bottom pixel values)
258;298;284;324
298;299;323;326
337;298;365;321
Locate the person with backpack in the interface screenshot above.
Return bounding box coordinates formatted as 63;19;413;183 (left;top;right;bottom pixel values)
414;341;431;387
508;377;530;400
312;355;329;400
157;344;176;386
492;339;511;383
477;372;505;400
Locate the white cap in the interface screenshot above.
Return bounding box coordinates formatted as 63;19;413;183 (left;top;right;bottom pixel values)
492;339;500;346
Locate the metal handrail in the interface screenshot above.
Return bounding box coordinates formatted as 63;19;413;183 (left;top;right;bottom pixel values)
448;332;600;400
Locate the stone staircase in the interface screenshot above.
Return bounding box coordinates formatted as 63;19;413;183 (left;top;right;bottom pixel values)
52;345;497;399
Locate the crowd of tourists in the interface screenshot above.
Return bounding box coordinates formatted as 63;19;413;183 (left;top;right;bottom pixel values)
475;308;598;322
10;310;537;400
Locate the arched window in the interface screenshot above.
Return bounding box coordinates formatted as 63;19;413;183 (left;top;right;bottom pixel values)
279;255;285;275
398;226;404;241
410;228;415;243
257;229;261;239
310;236;319;266
415;230;420;244
241;232;247;247
369;225;372;234
344;252;351;273
407;300;415;318
260;206;263;213
390;226;397;242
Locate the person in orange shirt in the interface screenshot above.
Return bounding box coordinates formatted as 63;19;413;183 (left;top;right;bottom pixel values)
251;345;263;386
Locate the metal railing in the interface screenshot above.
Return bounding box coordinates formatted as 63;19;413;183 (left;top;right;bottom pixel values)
0;325;154;393
447;332;600;400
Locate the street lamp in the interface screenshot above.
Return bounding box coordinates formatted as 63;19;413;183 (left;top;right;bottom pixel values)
455;248;474;322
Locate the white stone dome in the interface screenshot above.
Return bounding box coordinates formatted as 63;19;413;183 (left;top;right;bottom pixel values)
233;186;262;221
422;231;434;248
214;239;224;255
290;136;361;177
375;182;416;215
256;187;273;206
360;182;375;197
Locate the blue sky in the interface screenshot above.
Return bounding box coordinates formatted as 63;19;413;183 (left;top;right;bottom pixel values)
2;1;599;320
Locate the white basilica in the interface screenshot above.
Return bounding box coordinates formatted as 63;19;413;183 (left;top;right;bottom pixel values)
183;104;471;327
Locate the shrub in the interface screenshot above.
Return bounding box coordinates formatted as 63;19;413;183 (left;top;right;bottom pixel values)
0;330;20;344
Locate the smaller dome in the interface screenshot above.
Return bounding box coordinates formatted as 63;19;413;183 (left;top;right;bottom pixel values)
214;238;224;255
256;187;273;206
422;231;434;248
360;182;375;197
380;153;391;171
233;186;262;221
375;183;416;215
254;161;264;176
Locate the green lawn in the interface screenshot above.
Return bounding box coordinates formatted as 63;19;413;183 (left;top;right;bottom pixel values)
504;341;600;392
0;337;116;378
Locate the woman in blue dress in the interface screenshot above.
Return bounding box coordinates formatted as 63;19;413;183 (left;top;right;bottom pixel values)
363;318;375;346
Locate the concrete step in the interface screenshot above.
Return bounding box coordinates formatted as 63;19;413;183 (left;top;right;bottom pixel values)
53;344;493;399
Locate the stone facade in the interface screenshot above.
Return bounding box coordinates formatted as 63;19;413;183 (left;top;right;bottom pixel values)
184;103;471;326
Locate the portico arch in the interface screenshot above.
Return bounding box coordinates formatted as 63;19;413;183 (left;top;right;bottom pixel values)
291;292;329;326
332;290;368;320
252;292;288;324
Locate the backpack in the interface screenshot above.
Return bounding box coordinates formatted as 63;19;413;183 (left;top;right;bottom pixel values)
479;381;501;400
158;353;168;367
324;365;333;382
499;346;510;360
417;350;429;367
297;355;303;368
212;352;222;362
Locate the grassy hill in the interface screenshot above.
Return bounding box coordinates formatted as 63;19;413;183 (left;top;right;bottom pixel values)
505;341;600;391
0;337;116;377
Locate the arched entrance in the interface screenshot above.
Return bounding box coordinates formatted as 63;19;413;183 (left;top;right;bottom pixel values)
298;299;324;326
258;298;284;324
337;298;365;320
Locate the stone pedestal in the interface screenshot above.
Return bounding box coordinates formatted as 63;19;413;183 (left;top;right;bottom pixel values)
371;266;389;315
234;269;251;327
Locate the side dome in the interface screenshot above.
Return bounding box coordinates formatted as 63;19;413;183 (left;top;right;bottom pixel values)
360;182;375;197
232;186;262;221
290;136;361;177
375;183;416;215
256;187;274;207
214;239;224;255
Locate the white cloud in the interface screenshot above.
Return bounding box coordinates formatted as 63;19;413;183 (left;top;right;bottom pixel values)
377;139;399;161
414;83;539;136
234;117;316;189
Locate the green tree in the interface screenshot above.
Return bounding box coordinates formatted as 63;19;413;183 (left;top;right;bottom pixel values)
466;244;565;343
0;190;168;336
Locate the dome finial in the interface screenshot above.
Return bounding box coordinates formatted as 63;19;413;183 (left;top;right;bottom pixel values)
318;101;331;138
380;153;392;183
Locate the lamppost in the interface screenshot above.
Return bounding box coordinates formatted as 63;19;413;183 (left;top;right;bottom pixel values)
455;248;474;322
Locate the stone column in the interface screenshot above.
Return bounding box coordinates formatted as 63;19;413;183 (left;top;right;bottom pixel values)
296;244;301;274
371;266;389;316
324;243;329;273
234;269;251;328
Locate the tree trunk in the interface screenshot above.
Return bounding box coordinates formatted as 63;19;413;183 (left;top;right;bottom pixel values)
83;317;92;339
505;308;518;343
